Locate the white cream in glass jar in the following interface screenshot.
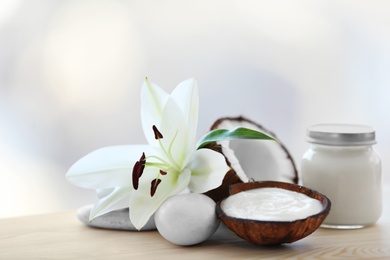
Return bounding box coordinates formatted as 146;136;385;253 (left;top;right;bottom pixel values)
301;124;382;229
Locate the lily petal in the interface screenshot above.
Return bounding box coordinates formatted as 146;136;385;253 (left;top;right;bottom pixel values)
90;187;132;221
66;145;151;189
159;96;189;164
187;148;230;193
129;167;191;230
171;78;199;146
96;188;114;199
141;78;169;144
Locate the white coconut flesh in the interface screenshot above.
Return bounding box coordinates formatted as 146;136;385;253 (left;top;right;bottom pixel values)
214;119;297;184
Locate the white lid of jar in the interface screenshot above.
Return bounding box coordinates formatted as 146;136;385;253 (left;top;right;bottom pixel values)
306;124;376;146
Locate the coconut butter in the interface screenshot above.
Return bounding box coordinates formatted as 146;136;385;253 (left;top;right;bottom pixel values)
221;187;323;221
301;124;382;229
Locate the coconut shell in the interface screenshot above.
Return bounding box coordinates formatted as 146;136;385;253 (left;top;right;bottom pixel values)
216;181;331;245
202;142;243;202
204;116;298;202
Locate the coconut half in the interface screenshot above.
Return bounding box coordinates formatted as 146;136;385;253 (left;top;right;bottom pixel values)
216;181;331;245
204;116;298;202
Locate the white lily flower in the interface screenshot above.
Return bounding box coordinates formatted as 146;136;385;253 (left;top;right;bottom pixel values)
66;78;230;230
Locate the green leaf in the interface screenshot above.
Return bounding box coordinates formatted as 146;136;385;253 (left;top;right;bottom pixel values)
197;127;278;149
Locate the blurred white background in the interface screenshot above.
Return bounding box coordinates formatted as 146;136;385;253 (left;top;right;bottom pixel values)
1;0;389;218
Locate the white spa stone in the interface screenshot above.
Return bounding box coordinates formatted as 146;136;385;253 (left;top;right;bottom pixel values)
221;187;323;221
77;204;156;231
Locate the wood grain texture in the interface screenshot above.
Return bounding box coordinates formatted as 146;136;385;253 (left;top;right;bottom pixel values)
1;186;389;259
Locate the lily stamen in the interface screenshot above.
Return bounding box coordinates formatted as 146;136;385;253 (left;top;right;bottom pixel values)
153;125;163;139
168;129;179;155
151;125;181;170
132;152;146;190
133;145;172;196
150;178;162;197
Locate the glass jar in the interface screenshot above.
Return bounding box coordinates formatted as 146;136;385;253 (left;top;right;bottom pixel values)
301;124;382;229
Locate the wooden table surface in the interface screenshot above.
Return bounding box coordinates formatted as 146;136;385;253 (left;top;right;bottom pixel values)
1;187;390;259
